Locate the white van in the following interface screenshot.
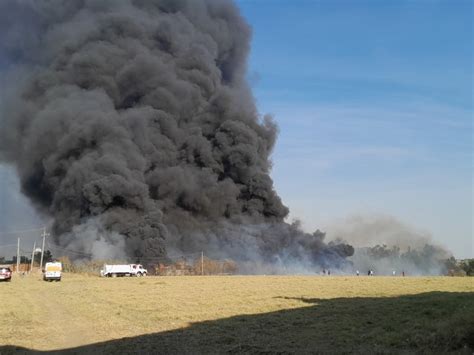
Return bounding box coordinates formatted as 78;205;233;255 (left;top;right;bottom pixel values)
43;262;62;282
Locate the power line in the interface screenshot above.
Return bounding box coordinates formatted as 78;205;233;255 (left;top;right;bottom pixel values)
46;244;93;257
0;244;20;248
0;227;46;236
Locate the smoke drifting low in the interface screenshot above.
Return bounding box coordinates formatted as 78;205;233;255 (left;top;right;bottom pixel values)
326;215;452;275
0;0;353;271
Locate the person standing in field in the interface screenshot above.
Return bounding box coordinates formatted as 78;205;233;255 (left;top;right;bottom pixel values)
356;270;360;276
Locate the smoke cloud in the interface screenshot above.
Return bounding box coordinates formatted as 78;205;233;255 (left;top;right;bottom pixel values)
326;215;452;275
0;0;353;271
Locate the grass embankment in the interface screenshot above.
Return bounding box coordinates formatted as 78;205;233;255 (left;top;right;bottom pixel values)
0;274;473;354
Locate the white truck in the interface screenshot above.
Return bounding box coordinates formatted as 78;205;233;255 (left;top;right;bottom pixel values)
43;262;62;282
100;264;147;277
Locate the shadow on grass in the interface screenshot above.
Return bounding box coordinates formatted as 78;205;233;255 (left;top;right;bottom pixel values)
2;292;473;354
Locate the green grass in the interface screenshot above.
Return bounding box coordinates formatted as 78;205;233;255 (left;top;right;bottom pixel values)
0;274;472;354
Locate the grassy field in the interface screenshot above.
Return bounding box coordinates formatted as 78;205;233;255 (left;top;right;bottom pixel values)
0;274;473;354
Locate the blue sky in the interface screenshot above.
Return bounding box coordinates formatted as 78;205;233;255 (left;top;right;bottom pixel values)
237;0;473;257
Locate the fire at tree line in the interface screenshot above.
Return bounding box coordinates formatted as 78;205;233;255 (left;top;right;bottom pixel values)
1;249;473;277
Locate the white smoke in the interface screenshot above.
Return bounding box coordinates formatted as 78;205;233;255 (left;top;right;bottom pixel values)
60;218;127;260
325;214;452;275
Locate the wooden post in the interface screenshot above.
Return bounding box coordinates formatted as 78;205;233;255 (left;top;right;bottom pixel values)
16;237;20;273
40;227;49;270
201;251;204;276
30;241;36;273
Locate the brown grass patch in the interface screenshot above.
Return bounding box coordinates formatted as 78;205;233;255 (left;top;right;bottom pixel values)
0;274;472;353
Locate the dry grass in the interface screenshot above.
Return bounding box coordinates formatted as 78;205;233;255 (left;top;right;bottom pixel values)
0;274;473;354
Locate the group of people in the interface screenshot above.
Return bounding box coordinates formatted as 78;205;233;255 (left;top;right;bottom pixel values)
355;269;405;276
354;270;374;276
319;269;407;276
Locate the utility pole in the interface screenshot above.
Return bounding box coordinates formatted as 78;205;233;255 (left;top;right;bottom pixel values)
39;227;49;271
16;237;20;273
30;241;36;273
201;251;204;276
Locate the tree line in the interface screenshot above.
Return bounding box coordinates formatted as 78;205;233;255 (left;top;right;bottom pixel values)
0;250;53;266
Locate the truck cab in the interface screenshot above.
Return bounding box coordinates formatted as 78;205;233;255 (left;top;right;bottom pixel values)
131;264;147;276
100;264;148;277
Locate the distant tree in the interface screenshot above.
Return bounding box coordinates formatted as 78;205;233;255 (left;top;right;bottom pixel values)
444;257;466;276
222;259;238;274
460;259;474;276
43;250;53;263
32;250;53;267
10;256;31;264
368;244;400;259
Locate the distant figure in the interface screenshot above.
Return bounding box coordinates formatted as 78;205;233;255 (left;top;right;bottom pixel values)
368;270;371;276
322;269;326;275
392;270;396;276
370;270;374;276
328;269;331;276
356;270;360;276
402;271;405;277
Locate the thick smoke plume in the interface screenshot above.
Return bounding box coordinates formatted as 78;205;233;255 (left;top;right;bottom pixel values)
0;0;353;271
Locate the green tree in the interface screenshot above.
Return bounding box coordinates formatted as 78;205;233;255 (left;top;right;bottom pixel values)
43;250;53;263
460;259;474;276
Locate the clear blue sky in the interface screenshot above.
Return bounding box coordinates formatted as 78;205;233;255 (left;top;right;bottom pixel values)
237;0;473;258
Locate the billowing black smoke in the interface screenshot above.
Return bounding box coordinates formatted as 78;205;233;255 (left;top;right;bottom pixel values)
0;0;353;271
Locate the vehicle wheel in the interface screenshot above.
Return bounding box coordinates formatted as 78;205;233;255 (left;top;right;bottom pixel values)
136;272;142;277
112;273;117;278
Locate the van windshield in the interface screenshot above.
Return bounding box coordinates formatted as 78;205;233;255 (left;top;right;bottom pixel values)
46;265;61;271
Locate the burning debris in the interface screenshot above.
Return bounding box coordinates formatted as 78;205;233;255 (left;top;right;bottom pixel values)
0;0;354;271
